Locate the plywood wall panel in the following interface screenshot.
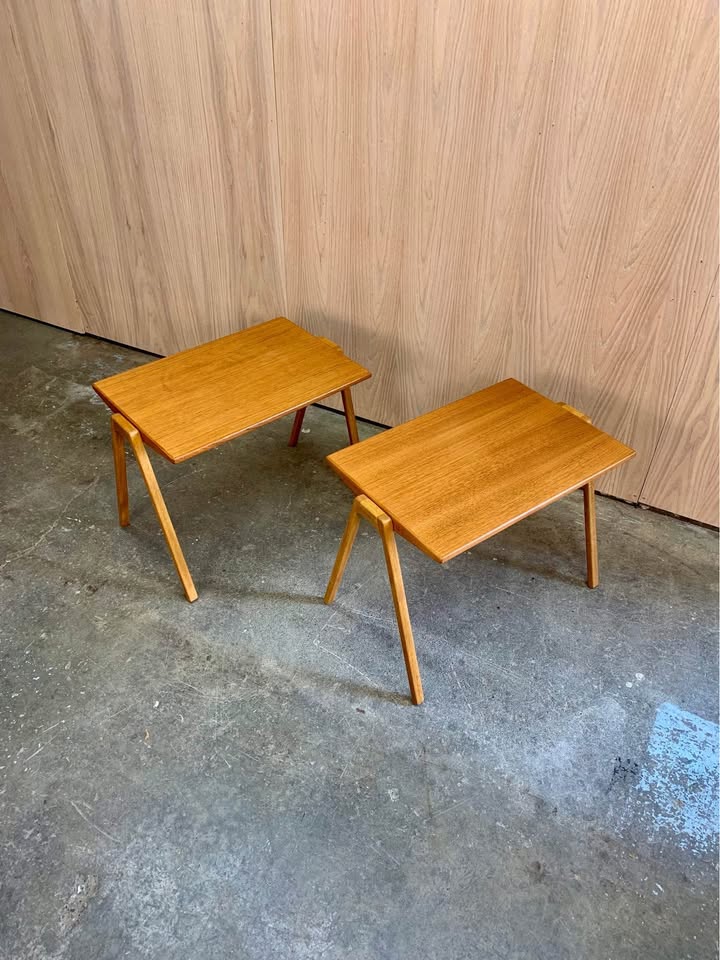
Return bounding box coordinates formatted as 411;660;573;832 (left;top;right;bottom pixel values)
0;13;83;331
533;1;719;501
0;0;716;522
5;0;286;354
403;1;564;415
272;0;418;420
640;272;719;526
273;0;719;514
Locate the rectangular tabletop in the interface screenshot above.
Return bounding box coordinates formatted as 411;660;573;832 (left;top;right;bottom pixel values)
93;317;370;462
327;378;635;563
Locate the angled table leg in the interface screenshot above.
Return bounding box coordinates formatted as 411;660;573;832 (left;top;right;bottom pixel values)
288;407;307;447
110;415;130;527
289;386;359;448
341;388;360;444
558;402;599;589
110;413;198;603
325;494;424;705
290;389;358;447
324;498;362;604
583;481;599;588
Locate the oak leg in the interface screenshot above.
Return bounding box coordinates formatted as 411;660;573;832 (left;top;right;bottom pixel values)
324;495;424;705
324;499;361;604
377;515;424;705
583;481;599;588
341;388;360;444
110;416;130;527
288;407;307;447
557;403;598;588
110;413;198;603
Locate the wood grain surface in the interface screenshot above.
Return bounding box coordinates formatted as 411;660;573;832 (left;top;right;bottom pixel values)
0;0;716;522
273;0;718;517
640;270;719;526
3;0;286;352
327;378;635;562
93;318;370;462
0;13;83;331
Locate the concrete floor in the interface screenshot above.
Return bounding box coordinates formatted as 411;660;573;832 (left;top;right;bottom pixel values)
0;311;717;960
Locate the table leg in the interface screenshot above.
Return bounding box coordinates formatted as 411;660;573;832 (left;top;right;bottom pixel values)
583;480;599;588
341;388;360;444
110;413;198;603
288;407;307;447
110;415;130;527
324;498;361;604
325;494;424;705
377;513;424;705
558;403;599;589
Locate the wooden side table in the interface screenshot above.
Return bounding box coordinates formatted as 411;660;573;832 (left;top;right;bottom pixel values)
324;379;635;705
93;317;370;600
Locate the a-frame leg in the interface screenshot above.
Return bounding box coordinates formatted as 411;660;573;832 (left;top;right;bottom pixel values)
110;415;130;527
558;402;599;589
377;512;424;705
110;413;198;602
583;481;599;588
289;387;360;449
341;388;360;444
324;498;362;604
324;495;424;705
288;407;307;447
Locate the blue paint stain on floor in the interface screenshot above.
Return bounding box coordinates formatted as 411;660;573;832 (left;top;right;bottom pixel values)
633;702;719;855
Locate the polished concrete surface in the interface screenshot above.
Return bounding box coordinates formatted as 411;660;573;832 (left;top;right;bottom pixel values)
0;311;717;960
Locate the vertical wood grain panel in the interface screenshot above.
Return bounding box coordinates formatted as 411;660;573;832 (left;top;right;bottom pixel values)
273;0;718;517
0;13;83;331
0;0;716;521
5;0;286;354
532;0;718;501
403;1;563;414
640;272;719;526
272;0;418;418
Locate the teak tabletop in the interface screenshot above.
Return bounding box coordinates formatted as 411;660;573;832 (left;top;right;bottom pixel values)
93;317;370;601
327;379;634;562
324;378;635;705
94;317;370;463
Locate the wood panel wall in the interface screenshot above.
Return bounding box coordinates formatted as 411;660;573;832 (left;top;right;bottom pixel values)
641;271;719;526
0;14;82;331
1;0;287;353
0;0;717;523
273;0;719;515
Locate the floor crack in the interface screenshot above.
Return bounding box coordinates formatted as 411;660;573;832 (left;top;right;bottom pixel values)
0;478;98;570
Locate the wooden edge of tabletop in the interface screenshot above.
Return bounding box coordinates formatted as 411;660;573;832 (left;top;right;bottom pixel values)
93;376;372;463
326;445;636;565
92;321;371;463
91;318;357;394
